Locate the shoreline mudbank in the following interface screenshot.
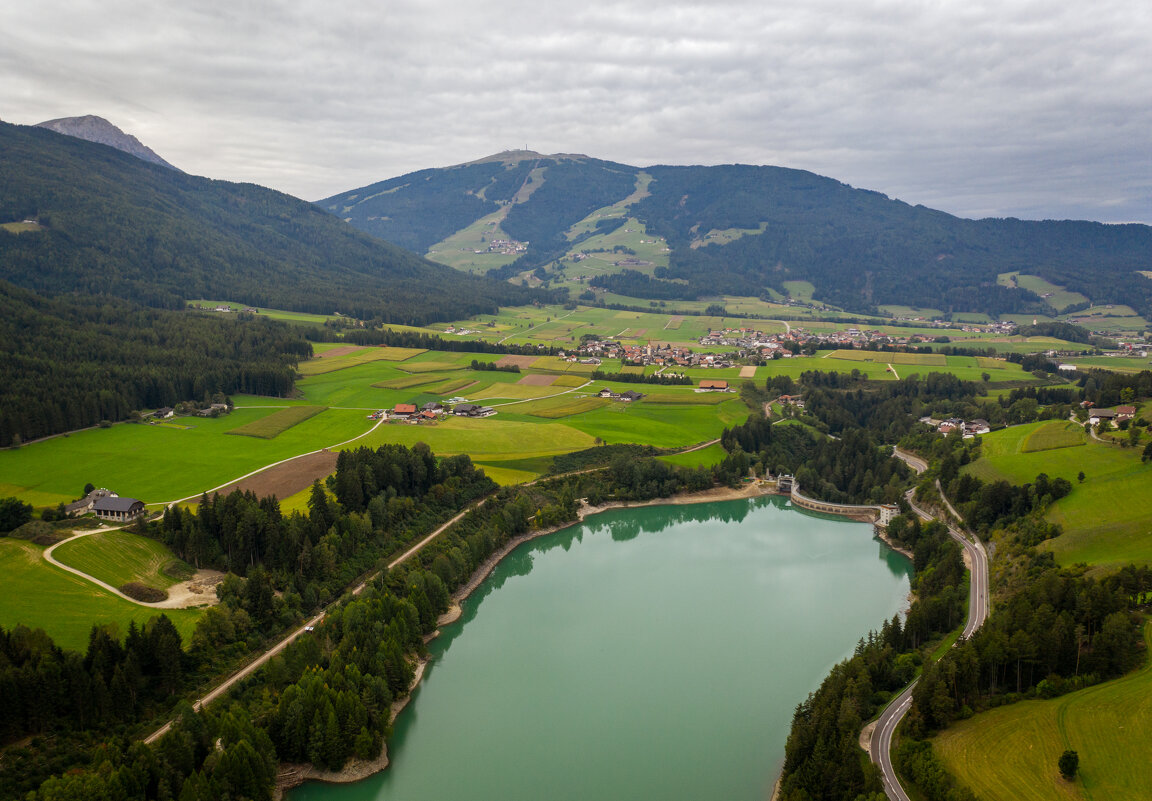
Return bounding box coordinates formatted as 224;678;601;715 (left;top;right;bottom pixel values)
277;480;900;796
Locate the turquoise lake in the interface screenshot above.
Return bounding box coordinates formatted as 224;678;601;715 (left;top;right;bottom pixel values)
291;496;911;801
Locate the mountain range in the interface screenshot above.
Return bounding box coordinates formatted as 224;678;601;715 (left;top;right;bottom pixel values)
320;152;1152;320
0;121;547;323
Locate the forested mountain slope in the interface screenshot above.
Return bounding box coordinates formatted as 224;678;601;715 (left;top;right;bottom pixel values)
0;122;548;324
323;153;1152;318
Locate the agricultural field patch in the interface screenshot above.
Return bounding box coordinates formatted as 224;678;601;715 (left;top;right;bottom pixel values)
934;621;1152;801
296;346;425;376
469;383;563;401
517;374;557;386
0;408;373;507
641;391;732;405
1021;421;1087;453
0;539;202;652
1060;356;1151;374
423;377;479;396
372;374;443;390
496;355;539;369
552;374;590;388
827;349;947;366
53;530;188;590
530;356;597;373
227;406;326;438
520;396;610;418
398;360;468;373
351;417;596;461
878;304;945;320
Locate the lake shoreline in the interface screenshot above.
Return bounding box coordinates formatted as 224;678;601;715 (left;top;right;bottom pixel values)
278;479;899;797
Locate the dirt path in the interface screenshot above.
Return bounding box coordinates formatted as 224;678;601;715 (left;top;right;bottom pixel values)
144;491;496;746
43;529;222;609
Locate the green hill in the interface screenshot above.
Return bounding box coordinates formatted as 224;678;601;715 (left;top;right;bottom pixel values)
0;122;548;324
321;153;1152;320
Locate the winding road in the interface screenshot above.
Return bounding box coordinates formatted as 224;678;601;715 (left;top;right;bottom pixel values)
870;449;990;801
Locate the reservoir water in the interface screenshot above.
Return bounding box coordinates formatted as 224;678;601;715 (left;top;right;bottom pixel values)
291;496;911;801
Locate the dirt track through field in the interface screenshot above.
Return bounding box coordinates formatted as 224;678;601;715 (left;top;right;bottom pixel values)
205;450;339;500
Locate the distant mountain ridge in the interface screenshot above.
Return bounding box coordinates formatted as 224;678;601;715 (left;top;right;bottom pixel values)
321;153;1152;320
0;121;549;323
36;114;180;170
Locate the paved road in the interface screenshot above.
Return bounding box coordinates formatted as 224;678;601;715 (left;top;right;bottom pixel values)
869;450;990;800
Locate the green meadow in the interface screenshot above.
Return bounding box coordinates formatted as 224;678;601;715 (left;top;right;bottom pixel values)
53;530;189;590
0;407;373;507
0;538;202;652
964;422;1152;570
934;620;1152;801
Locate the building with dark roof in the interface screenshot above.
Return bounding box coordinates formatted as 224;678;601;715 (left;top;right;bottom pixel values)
93;496;146;522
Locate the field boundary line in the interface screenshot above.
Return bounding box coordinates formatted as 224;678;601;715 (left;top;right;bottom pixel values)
155;416;388;507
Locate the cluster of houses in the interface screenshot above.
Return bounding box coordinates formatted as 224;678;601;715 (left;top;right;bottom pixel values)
471;236;527;256
596;388;645;402
920;417;992;438
368;400;497;423
64;488;146;521
567;340;734;369
1086;405;1137;427
149;403;230;420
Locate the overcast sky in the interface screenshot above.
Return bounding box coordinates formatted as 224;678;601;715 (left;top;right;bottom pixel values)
2;0;1149;223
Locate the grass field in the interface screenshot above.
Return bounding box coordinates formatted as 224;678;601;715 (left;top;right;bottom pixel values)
227;405;326;438
964;422;1152;570
297;346;425;376
0;539;202;652
934;620;1152;801
521;396;610;418
53;530;188;590
1021;421;1088;453
0;408;372;507
372;374;442;390
996;272;1089;312
827;349;947;366
659;442;727;469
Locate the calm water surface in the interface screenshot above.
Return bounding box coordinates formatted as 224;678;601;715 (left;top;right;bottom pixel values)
291;497;910;801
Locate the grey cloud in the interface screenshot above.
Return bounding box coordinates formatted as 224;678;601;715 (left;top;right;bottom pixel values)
1;0;1148;222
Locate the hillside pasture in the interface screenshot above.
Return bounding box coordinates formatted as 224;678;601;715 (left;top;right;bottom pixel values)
53;530;188;590
964;422;1152;570
0;538;202;652
996;272;1089;312
227;405;326;439
1021;421;1087;453
934;621;1152;801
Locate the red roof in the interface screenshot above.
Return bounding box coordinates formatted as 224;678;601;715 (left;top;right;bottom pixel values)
394;403;417;414
699;379;728;389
